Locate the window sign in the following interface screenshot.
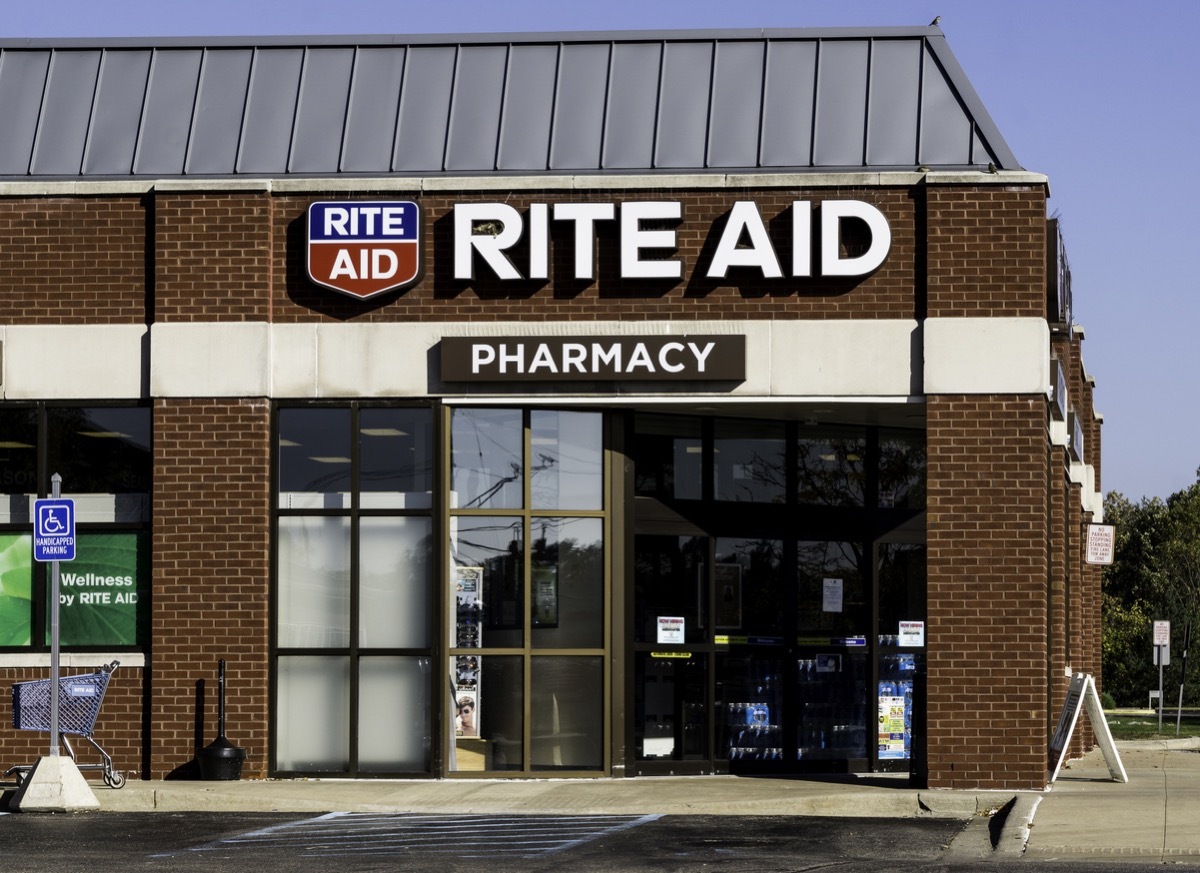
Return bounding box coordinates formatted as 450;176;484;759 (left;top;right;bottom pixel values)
822;578;844;613
48;532;148;646
657;616;685;644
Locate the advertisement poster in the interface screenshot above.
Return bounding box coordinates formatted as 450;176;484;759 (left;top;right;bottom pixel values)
454;566;482;648
532;565;558;627
657;616;685;644
52;532;147;646
0;532;147;647
878;695;908;760
0;534;32;645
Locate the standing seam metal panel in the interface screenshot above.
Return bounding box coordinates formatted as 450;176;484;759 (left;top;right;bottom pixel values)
238;48;304;174
603;42;662;170
0;51;51;175
393;46;457;173
341;47;406;174
655;41;713;169
290;47;356;174
445;44;508;172
813;40;869;167
866;40;921;167
918;45;972;167
707;41;766;170
133;49;202;176
31;50;101;176
548;43;609;171
760;41;816;168
497;44;559;172
82;50;152;176
186;48;253;175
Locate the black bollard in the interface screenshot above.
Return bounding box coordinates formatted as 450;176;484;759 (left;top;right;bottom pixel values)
198;659;247;780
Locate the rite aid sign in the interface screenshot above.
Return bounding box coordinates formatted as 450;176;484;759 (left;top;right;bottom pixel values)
306;197;892;299
307;201;420;299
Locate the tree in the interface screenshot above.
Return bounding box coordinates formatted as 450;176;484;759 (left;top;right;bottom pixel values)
1102;468;1200;706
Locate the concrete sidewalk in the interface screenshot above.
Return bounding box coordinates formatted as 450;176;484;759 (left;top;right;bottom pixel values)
15;738;1200;861
1021;737;1200;862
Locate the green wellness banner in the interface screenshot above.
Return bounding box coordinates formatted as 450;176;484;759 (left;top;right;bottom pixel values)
0;533;33;645
48;532;148;646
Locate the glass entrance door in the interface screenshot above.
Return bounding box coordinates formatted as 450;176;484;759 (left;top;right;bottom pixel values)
632;533;714;774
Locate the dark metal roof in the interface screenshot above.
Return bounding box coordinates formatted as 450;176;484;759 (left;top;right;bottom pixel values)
0;26;1020;180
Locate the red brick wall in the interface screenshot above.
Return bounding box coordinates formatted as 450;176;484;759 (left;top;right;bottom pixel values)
926;186;1046;318
154;193;274;323
150;397;271;778
926;396;1051;789
0;198;147;324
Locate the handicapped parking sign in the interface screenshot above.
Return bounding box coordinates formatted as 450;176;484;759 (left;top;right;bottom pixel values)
33;498;75;562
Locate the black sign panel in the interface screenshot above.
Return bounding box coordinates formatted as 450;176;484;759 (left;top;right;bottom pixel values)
441;335;746;382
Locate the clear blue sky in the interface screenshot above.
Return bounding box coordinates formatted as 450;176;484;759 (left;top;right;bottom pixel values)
8;0;1197;502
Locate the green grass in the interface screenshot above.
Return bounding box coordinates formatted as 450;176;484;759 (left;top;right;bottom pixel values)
1105;712;1200;740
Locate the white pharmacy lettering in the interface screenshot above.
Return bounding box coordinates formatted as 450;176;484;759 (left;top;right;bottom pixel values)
471;341;717;376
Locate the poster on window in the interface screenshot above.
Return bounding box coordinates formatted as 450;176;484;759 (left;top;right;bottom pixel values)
0;534;33;645
714;563;742;629
51;532;147;646
454;566;483;648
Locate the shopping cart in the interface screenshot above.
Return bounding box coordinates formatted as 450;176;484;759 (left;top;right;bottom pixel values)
5;660;125;788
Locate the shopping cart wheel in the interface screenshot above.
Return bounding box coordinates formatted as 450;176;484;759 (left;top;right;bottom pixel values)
104;770;126;789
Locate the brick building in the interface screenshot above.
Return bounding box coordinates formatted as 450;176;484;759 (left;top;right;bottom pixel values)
0;25;1102;791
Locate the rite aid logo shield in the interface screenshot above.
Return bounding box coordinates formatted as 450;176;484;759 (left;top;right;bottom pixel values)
307;201;420;299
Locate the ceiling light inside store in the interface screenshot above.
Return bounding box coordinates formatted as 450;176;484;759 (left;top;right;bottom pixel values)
80;430;129;438
310;456;351;464
361;428;408;437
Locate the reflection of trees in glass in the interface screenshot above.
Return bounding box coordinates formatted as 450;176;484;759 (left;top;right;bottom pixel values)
797;431;865;507
720;444;787;503
716;537;783;635
876;543;926;633
878;430;926;509
796;540;866;634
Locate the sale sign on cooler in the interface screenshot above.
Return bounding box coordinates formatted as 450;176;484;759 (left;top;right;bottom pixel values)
307;201;421;299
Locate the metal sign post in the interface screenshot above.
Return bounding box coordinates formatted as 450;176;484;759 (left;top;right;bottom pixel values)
33;474;76;758
1154;620;1171;734
1179;621;1192;737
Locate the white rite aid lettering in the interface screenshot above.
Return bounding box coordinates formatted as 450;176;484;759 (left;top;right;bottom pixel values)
706;200;890;278
453;199;889;282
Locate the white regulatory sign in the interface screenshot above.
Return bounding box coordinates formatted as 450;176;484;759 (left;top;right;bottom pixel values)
1154;620;1171;647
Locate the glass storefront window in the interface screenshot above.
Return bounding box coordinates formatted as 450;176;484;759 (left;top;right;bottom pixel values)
0;405;151;649
276;655;350;772
359;517;431;648
450;654;524;772
360;408;434;509
358;656;431;772
274;403;438;777
531;410;603;510
632;414;702;500
0;408;37;524
531;517;603;649
796;425;865;507
451;408;523;510
450;516;524;649
47;406;151;523
277;517;351;648
278;408;351;509
714;420;786;503
796;540;866;637
531;656;603;770
714;537;783;638
634;535;708;644
878;429;926;509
